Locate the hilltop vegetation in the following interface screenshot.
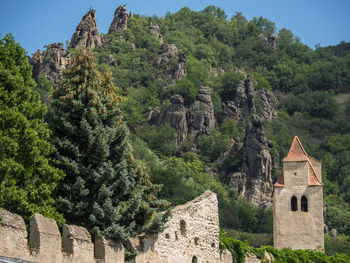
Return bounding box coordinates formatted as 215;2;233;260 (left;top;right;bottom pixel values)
1;4;350;258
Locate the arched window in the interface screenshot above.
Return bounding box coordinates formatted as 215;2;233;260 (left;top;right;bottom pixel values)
301;195;308;212
180;220;187;236
291;196;298;211
192;256;198;263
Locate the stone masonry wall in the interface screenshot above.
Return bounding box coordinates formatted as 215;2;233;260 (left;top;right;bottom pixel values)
134;190;224;263
0;209;124;263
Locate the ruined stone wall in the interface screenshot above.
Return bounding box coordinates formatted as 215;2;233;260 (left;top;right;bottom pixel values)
135;190;222;263
0;209;124;263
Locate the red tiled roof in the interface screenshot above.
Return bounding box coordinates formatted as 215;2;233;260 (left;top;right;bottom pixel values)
273;136;323;188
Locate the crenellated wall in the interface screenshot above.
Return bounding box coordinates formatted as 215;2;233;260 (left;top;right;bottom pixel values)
0;209;124;263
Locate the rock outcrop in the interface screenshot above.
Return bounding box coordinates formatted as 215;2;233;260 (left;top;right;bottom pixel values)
220;76;277;122
157;94;188;146
108;5;129;33
40;43;70;89
156;44;186;79
229;115;273;206
187;86;215;137
149;22;163;44
155;87;215;146
256;89;278;121
29;49;42;85
68;9;102;49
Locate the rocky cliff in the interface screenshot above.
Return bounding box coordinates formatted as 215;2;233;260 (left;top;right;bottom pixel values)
108;5;130;34
68;9;102;49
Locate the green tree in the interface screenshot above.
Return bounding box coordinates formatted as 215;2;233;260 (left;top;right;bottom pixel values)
52;48;168;242
0;34;64;223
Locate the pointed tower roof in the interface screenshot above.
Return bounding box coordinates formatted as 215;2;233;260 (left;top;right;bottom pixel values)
273;136;322;188
283;136;309;162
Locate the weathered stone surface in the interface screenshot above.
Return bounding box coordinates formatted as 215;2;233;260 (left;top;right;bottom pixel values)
273;137;324;251
95;236;124;263
30;214;63;262
149;23;161;38
62;224;94;262
220;249;233;263
156;44;186;79
108;5;129;33
174;52;186;79
145;106;160;125
229;115;273;206
0;209;30;260
187;86;215;137
135;251;165;263
29;49;42;84
260;33;276;50
40;43;70;89
257;89;277;121
245;252;261;263
69;9;102;49
136;190;221;263
157;94;188;146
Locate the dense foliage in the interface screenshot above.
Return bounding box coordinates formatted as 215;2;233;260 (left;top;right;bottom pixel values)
0;34;64;223
92;5;350;254
51;48;169;241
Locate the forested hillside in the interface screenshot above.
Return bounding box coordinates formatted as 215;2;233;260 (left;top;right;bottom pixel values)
3;4;350;256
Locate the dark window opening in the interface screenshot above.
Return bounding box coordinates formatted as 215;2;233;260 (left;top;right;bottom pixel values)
301;195;308;212
180;220;187;236
192;256;198;263
291;196;298;211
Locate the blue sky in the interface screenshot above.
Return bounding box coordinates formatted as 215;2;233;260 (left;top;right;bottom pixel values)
1;0;349;55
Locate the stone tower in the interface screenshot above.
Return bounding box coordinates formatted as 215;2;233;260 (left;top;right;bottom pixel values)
273;136;324;250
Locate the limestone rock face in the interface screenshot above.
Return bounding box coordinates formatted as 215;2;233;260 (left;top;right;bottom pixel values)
69;9;102;49
108;5;129;33
40;43;70;89
156;44;179;67
230;115;273;206
174;52;186;79
157;94;188;146
187;86;215;137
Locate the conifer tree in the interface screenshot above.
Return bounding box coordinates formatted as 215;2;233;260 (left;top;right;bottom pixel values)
52;48;169;241
0;34;64;223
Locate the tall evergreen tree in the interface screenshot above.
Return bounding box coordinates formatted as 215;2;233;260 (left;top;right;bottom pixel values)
0;34;64;223
52;48;169;241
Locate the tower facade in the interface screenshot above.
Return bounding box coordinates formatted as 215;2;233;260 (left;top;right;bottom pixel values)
273;136;324;250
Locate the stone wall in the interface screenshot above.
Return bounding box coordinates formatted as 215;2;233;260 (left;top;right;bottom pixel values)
134;190;225;263
0;209;124;263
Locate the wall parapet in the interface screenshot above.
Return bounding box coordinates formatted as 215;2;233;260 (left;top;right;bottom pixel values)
0;209;124;263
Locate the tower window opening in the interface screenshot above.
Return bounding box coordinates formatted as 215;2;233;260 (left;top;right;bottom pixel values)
192;256;198;263
291;196;298;211
301;195;308;212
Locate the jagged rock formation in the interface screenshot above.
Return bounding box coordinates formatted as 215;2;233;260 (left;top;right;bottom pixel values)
41;43;70;89
156;44;186;79
108;5;129;33
68;9;102;49
257;88;278;121
155;87;215;146
220;76;277;122
29;49;42;84
260;33;276;50
229;115;273;206
157;94;188;146
149;22;163;44
187;86;215;137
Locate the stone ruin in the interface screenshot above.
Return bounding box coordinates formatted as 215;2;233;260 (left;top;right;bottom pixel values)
0;191;233;263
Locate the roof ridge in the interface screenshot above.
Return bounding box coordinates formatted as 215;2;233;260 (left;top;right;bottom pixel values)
308;160;323;186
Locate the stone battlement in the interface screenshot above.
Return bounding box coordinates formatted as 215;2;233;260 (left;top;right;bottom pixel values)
0;209;124;263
